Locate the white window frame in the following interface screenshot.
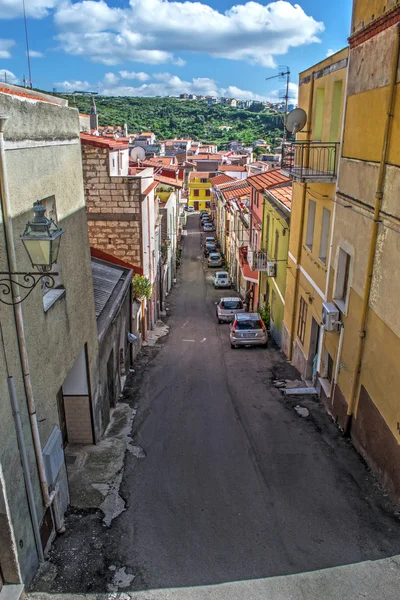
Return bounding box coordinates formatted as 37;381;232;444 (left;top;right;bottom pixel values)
305;199;316;252
319;207;331;264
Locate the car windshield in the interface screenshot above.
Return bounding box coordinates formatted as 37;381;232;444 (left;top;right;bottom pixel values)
221;300;242;309
235;319;263;330
217;273;228;278
206;238;215;242
210;254;220;259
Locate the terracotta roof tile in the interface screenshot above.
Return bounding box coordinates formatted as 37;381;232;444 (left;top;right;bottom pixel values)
210;174;235;186
80;132;129;150
247;169;290;191
0;85;60;105
218;164;247;172
155;174;183;188
267;183;292;209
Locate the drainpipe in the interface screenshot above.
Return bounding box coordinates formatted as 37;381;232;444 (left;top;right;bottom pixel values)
345;24;400;435
0;116;64;533
288;72;315;360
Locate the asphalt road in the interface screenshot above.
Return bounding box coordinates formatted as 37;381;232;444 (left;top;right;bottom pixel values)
112;215;400;590
29;214;400;598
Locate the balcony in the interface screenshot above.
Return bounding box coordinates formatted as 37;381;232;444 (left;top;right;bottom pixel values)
247;250;269;272
281;141;339;182
239;246;258;283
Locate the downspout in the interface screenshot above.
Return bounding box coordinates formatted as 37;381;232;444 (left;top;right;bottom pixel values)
288;72;315;360
345;24;400;434
0;116;64;533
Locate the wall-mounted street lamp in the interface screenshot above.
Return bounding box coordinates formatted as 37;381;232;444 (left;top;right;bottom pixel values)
0;202;65;305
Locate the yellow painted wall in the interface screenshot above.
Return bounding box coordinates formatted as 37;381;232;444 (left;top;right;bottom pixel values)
188;177;212;210
351;0;396;35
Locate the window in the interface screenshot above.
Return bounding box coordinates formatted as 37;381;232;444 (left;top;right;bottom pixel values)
40;196;65;311
205;189;210;196
271;289;276;322
330;81;343;142
314;88;325;141
297;297;308;345
206;201;211;208
221;300;243;309
194;189;199;196
335;248;351;308
235;319;263;330
305;200;316;251
200;178;208;183
319;208;331;264
274;230;279;259
266;214;270;249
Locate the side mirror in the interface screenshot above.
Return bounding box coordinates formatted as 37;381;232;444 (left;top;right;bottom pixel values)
215;302;218;305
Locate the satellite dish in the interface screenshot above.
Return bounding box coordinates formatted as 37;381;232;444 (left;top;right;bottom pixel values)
285;108;307;134
130;146;146;161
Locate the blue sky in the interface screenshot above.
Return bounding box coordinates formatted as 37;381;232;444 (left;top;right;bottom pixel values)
0;0;353;99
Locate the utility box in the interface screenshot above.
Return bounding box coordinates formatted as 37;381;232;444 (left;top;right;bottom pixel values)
322;302;340;332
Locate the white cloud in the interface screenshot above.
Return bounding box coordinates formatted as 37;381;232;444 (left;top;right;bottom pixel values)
100;71;269;100
0;39;15;59
54;79;91;91
0;68;19;84
103;72;119;85
28;50;45;58
326;48;339;57
267;81;298;102
119;70;150;81
53;0;323;67
0;0;57;19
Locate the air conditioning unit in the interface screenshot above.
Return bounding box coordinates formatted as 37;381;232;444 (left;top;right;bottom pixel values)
322;302;339;332
267;261;276;277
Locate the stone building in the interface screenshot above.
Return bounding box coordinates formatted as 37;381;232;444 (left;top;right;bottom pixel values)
0;84;101;589
80;133;161;331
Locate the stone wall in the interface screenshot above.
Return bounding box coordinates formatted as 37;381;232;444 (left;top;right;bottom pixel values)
81;144;142;267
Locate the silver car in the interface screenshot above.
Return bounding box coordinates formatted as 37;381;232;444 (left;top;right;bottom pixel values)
208;252;223;268
230;313;268;348
216;297;245;323
213;271;232;289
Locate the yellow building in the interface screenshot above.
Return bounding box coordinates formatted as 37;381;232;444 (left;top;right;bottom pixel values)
188;171;213;211
258;183;292;347
326;0;400;501
283;0;400;502
282;48;348;383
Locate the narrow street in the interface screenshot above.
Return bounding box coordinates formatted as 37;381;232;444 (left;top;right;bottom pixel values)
30;215;400;598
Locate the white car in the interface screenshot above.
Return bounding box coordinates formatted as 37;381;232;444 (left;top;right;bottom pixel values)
216;297;245;323
187;205;195;213
230;313;268;348
213;271;231;288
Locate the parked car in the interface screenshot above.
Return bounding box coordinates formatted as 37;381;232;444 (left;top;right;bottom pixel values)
200;210;210;219
201;216;211;225
205;236;216;244
230;313;268;348
187;205;195;212
204;242;217;256
208;252;223;268
213;271;232;289
203;222;216;232
216;297;245;323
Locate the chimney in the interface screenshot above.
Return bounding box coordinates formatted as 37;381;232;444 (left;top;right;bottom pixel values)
124;123;128;137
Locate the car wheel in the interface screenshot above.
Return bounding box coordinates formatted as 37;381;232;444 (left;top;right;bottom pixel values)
230;343;237;349
218;319;222;324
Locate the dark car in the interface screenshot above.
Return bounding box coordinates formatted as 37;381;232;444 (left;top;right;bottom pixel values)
204;242;217;256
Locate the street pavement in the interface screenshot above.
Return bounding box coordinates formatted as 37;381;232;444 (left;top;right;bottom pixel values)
29;214;400;598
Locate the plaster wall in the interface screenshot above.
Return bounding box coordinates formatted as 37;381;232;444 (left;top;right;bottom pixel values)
0;92;98;584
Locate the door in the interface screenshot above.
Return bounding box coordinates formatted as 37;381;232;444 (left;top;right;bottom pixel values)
194;201;199;210
56;388;68;447
107;350;115;408
0;563;4;591
308;317;319;381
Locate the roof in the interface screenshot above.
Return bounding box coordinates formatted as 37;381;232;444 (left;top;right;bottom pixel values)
143;181;158;196
140;132;154;136
0;83;63;105
218;164;248;172
80;132;129;150
144;157;178;167
247;169;291;192
155;174;183;188
216;179;252;201
267;183;292;210
91;259;126;319
188;171;213;180
90;246;142;274
210;174;235;186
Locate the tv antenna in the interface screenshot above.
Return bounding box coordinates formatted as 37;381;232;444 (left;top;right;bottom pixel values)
266;66;291;157
22;0;33;88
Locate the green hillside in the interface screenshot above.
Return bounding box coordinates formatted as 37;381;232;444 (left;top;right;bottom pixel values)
59;94;284;147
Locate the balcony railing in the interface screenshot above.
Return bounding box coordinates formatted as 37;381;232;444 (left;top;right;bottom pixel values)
282;141;339;181
247;250;269;272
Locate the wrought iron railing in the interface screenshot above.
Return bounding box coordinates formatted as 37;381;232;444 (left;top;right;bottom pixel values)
282;141;339;179
247;250;269;272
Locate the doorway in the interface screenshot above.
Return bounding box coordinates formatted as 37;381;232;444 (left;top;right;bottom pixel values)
56;388;68;448
194;201;199;211
307;317;319;381
107;350;115;408
0;563;4;591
